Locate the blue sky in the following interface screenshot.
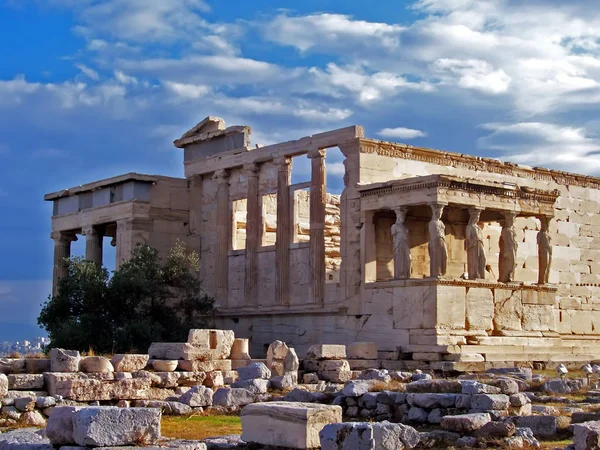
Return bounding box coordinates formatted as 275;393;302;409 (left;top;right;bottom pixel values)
1;0;600;340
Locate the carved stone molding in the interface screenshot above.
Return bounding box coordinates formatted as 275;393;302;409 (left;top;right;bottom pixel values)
358;138;600;189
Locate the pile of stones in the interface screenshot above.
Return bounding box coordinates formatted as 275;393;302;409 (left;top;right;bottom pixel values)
302;345;352;383
0;405;210;449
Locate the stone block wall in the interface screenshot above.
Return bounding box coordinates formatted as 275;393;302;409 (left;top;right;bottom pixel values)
358;140;600;340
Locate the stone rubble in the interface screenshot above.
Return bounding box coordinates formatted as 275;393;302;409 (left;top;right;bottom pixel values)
1;330;599;449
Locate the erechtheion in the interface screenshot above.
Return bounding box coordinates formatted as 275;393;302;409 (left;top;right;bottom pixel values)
45;116;600;369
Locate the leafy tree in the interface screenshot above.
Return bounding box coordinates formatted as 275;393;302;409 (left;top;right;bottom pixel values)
38;241;214;353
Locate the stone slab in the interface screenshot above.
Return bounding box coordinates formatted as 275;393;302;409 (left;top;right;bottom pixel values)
241;401;342;449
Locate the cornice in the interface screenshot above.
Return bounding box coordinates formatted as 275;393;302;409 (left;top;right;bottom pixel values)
359;176;559;204
358;138;600;189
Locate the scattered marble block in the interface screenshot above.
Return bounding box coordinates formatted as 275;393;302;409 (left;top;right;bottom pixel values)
306;345;346;360
111;354;150;372
241;401;342;449
50;348;80;373
347;342;377;360
187;329;235;359
47;406;161;447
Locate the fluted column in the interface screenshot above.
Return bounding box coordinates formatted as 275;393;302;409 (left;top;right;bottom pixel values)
214;169;231;307
83;225;103;267
244;163;260;307
309;149;326;304
51;231;77;296
274;157;291;306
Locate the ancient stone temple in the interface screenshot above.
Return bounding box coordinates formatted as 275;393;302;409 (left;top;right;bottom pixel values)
45;116;600;368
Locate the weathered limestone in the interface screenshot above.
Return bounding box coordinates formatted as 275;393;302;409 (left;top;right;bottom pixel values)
230;338;251;360
573;420;600;450
237;362;271;380
68;407;161;447
80;356;114;373
180;386;213;407
441;413;491;433
241;402;342;449
307;345;346;360
111;354;149;372
50;348;80;373
0;358;26;374
152;360;178;372
7;374;44;390
188;329;235;359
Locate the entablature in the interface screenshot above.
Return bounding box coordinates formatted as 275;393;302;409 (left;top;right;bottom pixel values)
358;174;559;217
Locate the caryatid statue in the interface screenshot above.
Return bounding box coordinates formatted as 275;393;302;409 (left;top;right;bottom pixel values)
538;216;553;284
428;203;448;277
391;206;411;279
498;211;518;283
465;208;486;280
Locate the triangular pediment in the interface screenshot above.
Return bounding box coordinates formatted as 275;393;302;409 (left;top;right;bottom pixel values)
178;116;225;141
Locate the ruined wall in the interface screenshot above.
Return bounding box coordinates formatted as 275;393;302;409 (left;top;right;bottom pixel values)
147;178;190;258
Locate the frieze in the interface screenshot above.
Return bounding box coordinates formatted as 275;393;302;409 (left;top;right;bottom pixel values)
360;177;559;205
359;139;600;189
365;278;558;292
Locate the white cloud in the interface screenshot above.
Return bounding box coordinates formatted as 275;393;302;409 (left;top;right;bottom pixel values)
478;122;600;174
164;81;210;99
307;63;434;104
433;59;511;95
75;63;100;81
378;127;427;139
264;13;403;53
114;70;137;85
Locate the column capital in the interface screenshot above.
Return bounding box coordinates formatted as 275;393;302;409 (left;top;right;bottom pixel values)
50;231;77;242
243;162;260;177
308;148;326;159
213;169;229;183
81;225;100;236
273;156;291;170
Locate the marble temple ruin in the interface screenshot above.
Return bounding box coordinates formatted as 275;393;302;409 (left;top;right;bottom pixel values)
44;116;600;369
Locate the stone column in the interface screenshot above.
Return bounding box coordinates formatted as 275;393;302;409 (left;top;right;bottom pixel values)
115;218;151;268
214;169;231;307
244;163;260;307
498;211;518;283
538;216;553;285
51;231;77;296
309;149;326;304
83;225;103;267
361;211;377;283
338;141;363;314
274;157;292;306
428;203;448;278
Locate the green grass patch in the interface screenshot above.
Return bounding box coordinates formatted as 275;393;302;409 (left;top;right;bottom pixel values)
161;414;242;440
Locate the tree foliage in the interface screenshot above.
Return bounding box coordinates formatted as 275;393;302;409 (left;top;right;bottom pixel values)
38;241;214;353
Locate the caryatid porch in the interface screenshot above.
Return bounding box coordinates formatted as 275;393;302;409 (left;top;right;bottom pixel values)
358;175;561;355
